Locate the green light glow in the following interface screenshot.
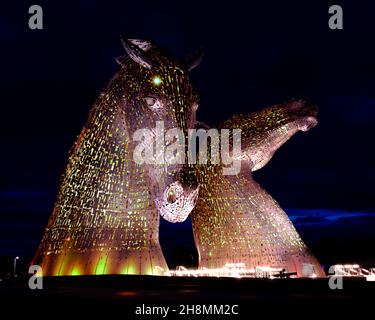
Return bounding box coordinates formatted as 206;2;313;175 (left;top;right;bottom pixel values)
71;266;81;276
96;257;107;275
152;76;162;85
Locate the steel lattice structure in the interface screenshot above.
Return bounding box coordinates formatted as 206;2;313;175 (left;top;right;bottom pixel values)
33;39;201;275
191;101;325;277
33;40;324;277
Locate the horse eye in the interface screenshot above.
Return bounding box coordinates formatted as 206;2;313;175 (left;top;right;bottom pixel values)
144;97;162;109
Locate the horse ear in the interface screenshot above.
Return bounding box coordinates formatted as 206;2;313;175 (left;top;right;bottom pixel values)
179;47;204;72
115;55;128;67
120;38;153;69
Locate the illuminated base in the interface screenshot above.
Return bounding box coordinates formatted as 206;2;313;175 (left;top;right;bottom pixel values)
331;264;375;281
162;263;322;279
33;247;168;276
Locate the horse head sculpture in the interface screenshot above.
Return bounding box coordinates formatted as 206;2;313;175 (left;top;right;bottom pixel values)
32;39;202;275
191;100;325;277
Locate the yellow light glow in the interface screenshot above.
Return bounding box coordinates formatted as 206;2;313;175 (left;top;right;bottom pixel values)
121;262;137;275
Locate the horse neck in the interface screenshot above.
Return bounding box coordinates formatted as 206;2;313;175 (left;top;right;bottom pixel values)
63;91;156;226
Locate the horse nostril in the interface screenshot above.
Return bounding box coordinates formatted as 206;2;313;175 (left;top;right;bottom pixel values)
167;189;177;204
165;182;183;204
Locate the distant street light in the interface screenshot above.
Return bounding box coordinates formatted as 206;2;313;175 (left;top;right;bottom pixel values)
13;256;19;277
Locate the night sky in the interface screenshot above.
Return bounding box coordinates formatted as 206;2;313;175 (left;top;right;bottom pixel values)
0;1;374;270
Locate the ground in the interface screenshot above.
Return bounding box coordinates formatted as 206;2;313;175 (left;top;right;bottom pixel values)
0;275;374;318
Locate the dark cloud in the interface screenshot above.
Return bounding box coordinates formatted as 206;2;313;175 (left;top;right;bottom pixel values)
288;209;375;226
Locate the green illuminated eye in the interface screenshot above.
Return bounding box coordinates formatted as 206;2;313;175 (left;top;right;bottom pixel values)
152;76;162;85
